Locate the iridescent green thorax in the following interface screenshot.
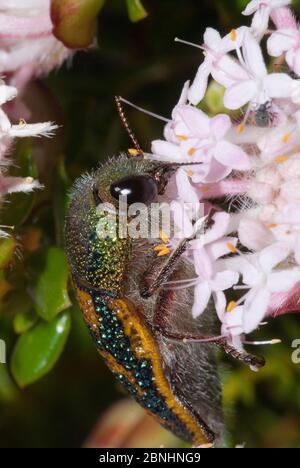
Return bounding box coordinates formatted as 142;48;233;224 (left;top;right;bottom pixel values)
65;170;131;295
85;211;131;294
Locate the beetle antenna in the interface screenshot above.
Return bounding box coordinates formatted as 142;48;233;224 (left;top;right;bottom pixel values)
115;96;143;155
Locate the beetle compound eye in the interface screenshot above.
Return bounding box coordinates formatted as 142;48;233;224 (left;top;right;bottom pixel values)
110;175;158;205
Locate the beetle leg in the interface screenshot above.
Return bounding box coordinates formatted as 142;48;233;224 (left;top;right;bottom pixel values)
140;209;217;299
153;325;265;370
152;294;265;370
140;238;189;299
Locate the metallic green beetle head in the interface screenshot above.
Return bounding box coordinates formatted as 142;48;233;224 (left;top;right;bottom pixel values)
65;154;178;291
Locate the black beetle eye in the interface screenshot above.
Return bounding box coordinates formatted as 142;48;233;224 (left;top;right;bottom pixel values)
110;175;158;205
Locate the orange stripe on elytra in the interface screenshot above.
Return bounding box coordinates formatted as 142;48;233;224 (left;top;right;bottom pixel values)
76;286;212;446
112;298;212;446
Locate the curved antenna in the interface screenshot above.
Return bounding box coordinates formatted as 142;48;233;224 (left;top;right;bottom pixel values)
115;96;143;156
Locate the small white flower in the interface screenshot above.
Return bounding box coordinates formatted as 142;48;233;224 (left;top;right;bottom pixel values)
188;27;248;105
243;0;292;38
239;243;300;333
0;78;57;227
221;31;300;109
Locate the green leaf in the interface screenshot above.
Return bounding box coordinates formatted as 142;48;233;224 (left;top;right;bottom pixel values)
0;365;18;402
11;312;71;388
126;0;148;22
0;238;16;270
13;311;37;335
35;247;71;321
51;0;106;48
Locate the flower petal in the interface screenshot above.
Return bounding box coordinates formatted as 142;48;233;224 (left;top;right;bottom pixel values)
210;114;232;140
267;29;298;57
238;218;274;250
251;7;271;39
243;31;267;77
151;140;182;161
204;28;222;51
176;169;200;205
214;141;251;170
210;270;239;291
193;246;213;279
188;57;213;105
202;212;230;244
267;269;300;293
222;306;245;337
212;55;249;87
259;242;290;273
213;291;226;321
192;281;212;318
207;236;238;260
242;0;260;15
264;73;295;99
244;288;271;334
223;81;257;110
176;105;210;136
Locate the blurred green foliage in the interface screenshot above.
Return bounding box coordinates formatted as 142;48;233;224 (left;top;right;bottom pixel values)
0;0;300;448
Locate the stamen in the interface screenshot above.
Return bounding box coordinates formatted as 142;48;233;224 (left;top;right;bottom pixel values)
188;147;197;156
154;244;171;257
266;223;278;229
174;37;205;51
234;285;250;291
157;248;171;257
227;242;238;253
176;135;188;141
236;123;245;134
154;244;167;251
165;277;199;285
19;118;27;127
243;339;281;346
230;29;237;42
282;133;291;144
118;97;170;123
227;301;237;312
160;230;170;244
275;155;289;163
187;170;194;177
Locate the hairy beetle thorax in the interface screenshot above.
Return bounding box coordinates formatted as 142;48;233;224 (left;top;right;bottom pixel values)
65;171;131;295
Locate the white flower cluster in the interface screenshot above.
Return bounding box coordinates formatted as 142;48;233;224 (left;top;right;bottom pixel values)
150;0;300;349
0;78;57;237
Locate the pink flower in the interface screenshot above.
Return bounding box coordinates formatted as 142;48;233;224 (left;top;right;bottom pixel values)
268;28;300;77
152;106;251;183
242;0;292;38
0;173;40;196
0;77;57;235
188;27;247;105
218;305;245;338
190;212;239;318
239;243;300;333
0;0;71;86
221;31;300;110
